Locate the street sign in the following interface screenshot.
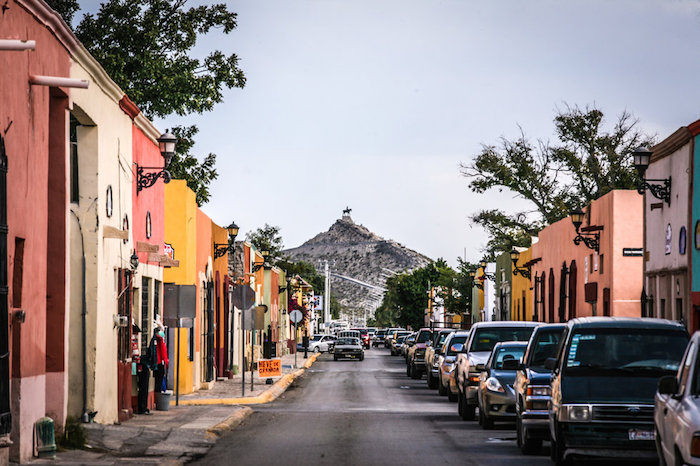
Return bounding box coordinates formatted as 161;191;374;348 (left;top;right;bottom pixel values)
232;285;256;310
623;248;643;257
289;309;303;324
258;358;281;378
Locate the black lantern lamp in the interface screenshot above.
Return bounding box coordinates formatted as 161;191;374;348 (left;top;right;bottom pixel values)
470;270;484;290
136;130;177;194
478;260;495;280
570;207;601;252
632;146;671;205
214;221;239;259
252;250;269;272
510;249;531;279
279;275;300;294
130;251;139;271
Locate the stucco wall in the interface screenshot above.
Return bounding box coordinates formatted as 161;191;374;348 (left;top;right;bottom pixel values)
511;247;532;321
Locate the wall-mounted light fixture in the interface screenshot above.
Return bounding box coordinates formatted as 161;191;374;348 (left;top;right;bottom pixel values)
469;271;484;290
279;275;300;294
136;130;177;194
252;250;270;272
214;222;240;259
570;208;602;253
510;249;531;279
478;260;495;280
130;251;139;270
633;146;671;206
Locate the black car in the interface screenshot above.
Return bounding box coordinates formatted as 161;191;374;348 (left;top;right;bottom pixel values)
547;317;689;465
512;323;566;454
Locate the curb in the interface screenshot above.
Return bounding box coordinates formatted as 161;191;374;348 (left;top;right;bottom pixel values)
206;406;253;438
175;352;321;406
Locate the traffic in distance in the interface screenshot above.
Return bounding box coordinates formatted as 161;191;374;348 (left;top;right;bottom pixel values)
314;318;700;465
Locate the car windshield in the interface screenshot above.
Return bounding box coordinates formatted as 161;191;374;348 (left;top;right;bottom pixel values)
397;336;406;344
564;329;688;375
377;331;386;337
337;338;359;346
436;332;452;346
311;335;323;342
417;331;432;343
446;336;468;355
470;327;535;352
492;346;526;370
529;330;564;369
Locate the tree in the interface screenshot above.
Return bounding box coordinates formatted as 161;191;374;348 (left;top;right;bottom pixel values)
246;224;285;264
276;258;343;319
460;104;655;256
46;0;246;206
169;125;217;205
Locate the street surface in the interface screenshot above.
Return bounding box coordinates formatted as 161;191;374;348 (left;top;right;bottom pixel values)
195;348;652;466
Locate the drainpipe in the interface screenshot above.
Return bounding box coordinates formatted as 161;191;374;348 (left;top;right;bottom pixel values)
71;210;89;423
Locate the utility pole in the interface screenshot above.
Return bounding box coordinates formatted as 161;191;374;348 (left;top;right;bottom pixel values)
324;260;330;328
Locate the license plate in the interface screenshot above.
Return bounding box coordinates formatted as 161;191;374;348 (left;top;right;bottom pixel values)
628;429;655;441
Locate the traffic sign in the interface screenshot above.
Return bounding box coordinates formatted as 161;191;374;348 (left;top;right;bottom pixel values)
232;285;256;310
289;309;303;324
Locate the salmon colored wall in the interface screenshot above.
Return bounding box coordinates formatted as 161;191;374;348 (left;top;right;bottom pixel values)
532;190;643;322
132;126;164;266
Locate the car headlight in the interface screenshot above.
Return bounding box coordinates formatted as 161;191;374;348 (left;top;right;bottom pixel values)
526;386;551;397
558;404;591;422
485;377;504;393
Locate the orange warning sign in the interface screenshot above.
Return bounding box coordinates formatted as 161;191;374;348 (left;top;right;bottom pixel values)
258;358;282;377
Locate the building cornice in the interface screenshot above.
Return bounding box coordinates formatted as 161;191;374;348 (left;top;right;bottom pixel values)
651;127;691;162
15;0;79;54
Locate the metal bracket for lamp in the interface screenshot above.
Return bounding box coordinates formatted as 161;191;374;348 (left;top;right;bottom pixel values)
213;243;231;259
136;165;171;193
573;229;601;253
512;266;531;280
637;177;671;206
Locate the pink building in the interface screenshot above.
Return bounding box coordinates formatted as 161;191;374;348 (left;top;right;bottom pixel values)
531;190;643;322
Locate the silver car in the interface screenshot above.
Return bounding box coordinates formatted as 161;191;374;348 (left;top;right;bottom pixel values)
655;330;700;465
296;334;336;353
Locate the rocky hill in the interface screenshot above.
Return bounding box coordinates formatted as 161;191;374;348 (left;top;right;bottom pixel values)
283;214;432;321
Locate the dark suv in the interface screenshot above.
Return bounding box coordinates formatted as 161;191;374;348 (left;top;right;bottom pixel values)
547;317;689;465
406;328;434;379
425;329;455;389
512;323;566;454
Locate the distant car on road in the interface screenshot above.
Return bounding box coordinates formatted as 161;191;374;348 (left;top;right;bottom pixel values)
406;328;435;379
439;331;470;402
477;341;527;429
351;328;371;349
548;317;688;465
425;329;456;389
296;334;337;353
333;337;364;361
391;335;408;356
373;329;387;348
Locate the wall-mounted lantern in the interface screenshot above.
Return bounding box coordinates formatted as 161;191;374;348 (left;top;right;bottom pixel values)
633;146;671;205
136;130;177;194
510;249;531;279
213;221;240;259
570;208;602;253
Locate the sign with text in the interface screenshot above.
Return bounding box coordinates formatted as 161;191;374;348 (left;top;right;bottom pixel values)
258;358;281;378
623;248;644;257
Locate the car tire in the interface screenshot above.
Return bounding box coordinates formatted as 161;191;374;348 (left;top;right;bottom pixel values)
360;354;364;361
410;363;421;380
314;346;320;353
518;417;541;455
438;377;448;397
462;399;476;421
447;391;457;402
333;355;338;361
427;372;438;389
550;429;571;466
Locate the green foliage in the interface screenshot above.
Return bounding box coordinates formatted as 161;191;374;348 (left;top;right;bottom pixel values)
57;416;86;450
461;104;655;256
276;258;343;318
169;125;217;206
246;224;285;264
46;0;80;24
376;259;475;329
74;0;246;119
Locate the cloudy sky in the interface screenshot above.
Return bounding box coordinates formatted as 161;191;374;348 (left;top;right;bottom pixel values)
147;0;700;267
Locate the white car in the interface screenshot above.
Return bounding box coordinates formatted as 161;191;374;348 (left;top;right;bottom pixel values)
297;334;337;353
655;330;700;465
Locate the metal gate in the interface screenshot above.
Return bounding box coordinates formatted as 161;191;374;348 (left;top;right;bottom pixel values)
0;135;11;435
205;281;214;382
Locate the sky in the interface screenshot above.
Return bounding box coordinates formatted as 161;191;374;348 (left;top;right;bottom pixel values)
107;0;700;267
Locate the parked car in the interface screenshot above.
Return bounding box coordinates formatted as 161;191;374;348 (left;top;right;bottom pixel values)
548;317;688;465
655;330;700;466
338;330;361;341
456;321;539;421
373;329;387;348
385;328;404;348
400;333;415;357
296;334;337;353
406;328;435;379
439;331;470;402
513;323;567;454
391;335;408;356
477;341;527;429
333;337;365;361
425;329;456;389
351;328;371;349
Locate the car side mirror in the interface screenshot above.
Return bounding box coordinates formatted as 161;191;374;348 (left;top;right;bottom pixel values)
426;341;432;347
475;363;486;372
544;357;557;371
658;375;679;396
450;343;463;353
502;359;521;370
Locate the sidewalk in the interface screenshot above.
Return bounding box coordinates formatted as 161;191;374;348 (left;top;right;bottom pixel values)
27;352;321;465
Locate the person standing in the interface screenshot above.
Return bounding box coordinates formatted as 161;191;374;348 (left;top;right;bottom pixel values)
151;325;168;393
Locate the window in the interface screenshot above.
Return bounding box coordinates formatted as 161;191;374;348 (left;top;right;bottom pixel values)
12;238;24;307
69;115;80;203
141;278;150;355
677;298;683;322
599;254;604;275
679;342;696;395
661;299;666;319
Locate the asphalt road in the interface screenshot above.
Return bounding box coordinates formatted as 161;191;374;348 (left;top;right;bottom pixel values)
195;348;653;466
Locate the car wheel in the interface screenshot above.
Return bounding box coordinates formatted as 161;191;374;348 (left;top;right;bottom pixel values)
333;355;338;361
360;354;364;361
438;377;447;397
550;428;571;466
313;346;320;353
406;363;411;377
462;399;476;421
518;416;542;455
427;372;438;389
447;391;457;402
655;426;667;466
410;363;421;379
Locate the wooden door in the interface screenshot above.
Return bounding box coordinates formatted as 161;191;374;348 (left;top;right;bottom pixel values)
117;269;133;422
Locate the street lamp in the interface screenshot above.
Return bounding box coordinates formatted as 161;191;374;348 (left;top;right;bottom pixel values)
570;208;601;253
252;250;270;272
510;249;531;279
632;146;671;205
130;251;139;271
214;221;240;259
469;271;484;290
479;260;495;280
136;130;177;193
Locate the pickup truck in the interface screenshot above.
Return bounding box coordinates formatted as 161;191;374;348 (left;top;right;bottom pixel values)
425;329;455;389
455;321;539;421
406;328;434;379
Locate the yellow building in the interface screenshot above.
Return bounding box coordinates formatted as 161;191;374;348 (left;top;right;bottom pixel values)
510;246;534;321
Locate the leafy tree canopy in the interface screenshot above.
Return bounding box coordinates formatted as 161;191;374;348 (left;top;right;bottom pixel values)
169;125;217;205
276;259;342;319
246;224;285;264
460;104;654;256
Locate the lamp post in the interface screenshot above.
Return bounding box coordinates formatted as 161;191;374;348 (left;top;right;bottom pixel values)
510;249;531;279
479;260;495;280
136;130;177;194
214;221;239;259
470;271;484;290
570;208;601;253
252;250;269;272
632;146;671;205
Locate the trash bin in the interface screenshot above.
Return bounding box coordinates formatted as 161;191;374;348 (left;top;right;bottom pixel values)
155;391;172;411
